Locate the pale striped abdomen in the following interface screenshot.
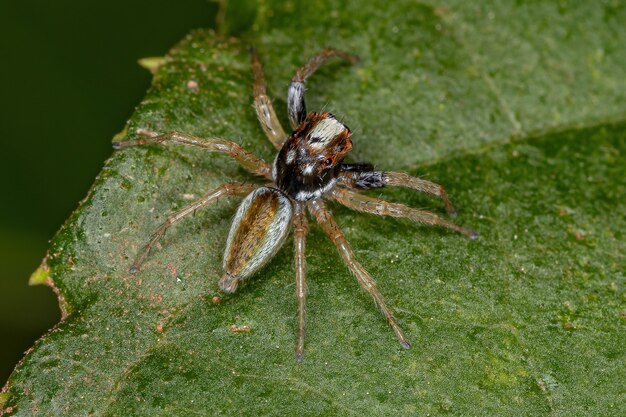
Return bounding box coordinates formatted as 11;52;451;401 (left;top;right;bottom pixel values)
219;187;292;292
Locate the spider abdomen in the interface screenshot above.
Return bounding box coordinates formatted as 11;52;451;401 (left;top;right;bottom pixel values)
219;187;293;293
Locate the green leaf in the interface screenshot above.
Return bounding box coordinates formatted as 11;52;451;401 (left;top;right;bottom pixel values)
3;1;626;415
27;265;50;287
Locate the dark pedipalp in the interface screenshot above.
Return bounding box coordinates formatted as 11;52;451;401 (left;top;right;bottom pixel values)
341;163;375;172
338;164;386;189
354;171;385;189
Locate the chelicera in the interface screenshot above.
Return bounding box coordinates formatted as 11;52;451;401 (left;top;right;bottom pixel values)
113;47;477;361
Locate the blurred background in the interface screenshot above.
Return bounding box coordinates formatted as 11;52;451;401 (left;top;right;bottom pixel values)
0;0;218;384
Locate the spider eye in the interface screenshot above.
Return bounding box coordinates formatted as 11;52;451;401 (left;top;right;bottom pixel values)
324;158;333;167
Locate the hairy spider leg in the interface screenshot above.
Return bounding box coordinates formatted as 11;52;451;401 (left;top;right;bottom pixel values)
288;48;359;129
385;172;458;216
250;47;288;150
292;203;309;361
330;187;478;239
128;182;257;274
113;130;272;179
338;167;458;216
307;199;411;349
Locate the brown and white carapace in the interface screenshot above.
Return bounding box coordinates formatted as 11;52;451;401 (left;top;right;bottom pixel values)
273;112;352;201
113;46;477;361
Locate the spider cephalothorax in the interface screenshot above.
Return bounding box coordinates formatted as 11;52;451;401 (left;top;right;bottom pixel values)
274;112;352;201
114;47;476;361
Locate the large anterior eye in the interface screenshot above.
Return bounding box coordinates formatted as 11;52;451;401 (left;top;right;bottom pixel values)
324;158;333;166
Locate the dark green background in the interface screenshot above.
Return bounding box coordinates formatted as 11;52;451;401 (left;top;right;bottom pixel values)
0;0;217;383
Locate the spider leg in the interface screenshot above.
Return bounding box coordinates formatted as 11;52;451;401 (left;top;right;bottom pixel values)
293;202;309;361
128;182;257;274
307;199;410;349
338;166;457;216
330;187;478;239
385;172;457;216
249;47;288;150
113;130;272;179
288;48;359;129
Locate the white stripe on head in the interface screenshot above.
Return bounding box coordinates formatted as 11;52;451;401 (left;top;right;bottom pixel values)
294;178;337;201
302;164;315;175
308;117;346;149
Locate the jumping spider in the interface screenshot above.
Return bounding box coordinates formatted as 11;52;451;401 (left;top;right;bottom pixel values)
113;47;477;361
